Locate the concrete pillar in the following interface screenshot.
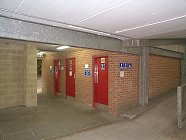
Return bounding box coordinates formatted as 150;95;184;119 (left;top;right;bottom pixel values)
177;85;184;128
181;45;186;84
139;46;149;106
24;45;37;106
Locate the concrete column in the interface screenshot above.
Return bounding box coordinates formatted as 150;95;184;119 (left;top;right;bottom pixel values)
139;46;149;106
177;86;184;128
181;45;186;84
24;45;37;106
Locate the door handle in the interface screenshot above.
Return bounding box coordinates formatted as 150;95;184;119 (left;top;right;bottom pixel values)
74;74;76;79
94;72;98;84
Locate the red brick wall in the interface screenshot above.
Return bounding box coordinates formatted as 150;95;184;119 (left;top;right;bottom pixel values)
42;52;61;94
149;55;181;98
42;50;181;114
42;48;139;114
108;53;139;113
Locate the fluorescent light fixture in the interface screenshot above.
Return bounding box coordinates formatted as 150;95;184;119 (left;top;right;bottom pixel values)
73;0;132;25
116;14;186;33
37;51;45;58
56;46;70;50
69;25;111;36
37;51;45;55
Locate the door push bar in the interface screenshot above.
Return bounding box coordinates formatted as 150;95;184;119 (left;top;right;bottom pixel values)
94;72;98;84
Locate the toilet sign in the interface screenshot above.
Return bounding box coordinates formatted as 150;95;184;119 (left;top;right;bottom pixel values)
101;63;105;70
84;69;91;77
120;63;124;68
128;63;132;68
120;63;132;69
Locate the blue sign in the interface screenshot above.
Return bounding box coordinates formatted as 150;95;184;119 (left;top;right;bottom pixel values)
101;63;105;70
84;70;91;77
128;63;132;68
120;63;132;69
124;63;128;68
120;63;124;68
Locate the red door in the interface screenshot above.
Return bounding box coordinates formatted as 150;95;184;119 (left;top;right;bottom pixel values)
66;58;76;97
54;60;61;96
94;56;108;106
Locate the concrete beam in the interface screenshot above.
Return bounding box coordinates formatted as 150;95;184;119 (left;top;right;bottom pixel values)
123;38;186;47
181;45;186;84
0;16;122;51
123;39;184;58
139;46;149;106
119;46;141;55
122;39;148;55
149;39;186;46
149;47;183;59
123;39;149;47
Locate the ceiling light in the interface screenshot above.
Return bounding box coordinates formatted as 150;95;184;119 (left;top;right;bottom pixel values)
73;0;132;25
116;14;186;33
37;51;45;58
151;12;157;15
39;51;45;54
37;51;45;55
56;46;70;50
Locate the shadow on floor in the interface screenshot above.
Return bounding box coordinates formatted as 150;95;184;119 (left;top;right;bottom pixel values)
0;94;122;140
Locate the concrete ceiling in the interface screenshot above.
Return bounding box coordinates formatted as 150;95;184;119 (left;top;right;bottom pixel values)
0;0;186;39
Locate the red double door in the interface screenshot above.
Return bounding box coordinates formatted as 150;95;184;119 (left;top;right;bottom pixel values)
94;56;108;106
54;60;61;96
66;58;76;97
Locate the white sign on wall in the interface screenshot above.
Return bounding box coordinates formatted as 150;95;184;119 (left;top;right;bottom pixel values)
85;64;89;69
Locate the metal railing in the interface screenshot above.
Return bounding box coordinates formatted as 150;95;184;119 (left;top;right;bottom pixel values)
177;83;186;128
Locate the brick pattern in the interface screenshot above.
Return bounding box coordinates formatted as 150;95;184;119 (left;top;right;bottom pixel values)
24;46;37;106
42;52;61;94
149;55;181;98
109;53;139;113
0;42;37;108
42;48;139;114
0;42;25;108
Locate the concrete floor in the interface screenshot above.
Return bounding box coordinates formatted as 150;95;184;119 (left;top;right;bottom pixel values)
0;94;121;140
55;93;186;140
1;92;186;140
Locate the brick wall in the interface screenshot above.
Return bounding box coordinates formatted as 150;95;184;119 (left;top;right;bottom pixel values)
24;46;37;106
109;53;139;113
149;55;181;98
42;48;182;114
42;52;61;94
0;41;37;108
42;48;139;114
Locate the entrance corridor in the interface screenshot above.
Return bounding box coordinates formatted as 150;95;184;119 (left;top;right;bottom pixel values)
0;94;121;140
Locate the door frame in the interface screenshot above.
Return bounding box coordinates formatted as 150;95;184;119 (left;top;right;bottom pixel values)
54;59;61;96
66;57;76;97
92;54;109;107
